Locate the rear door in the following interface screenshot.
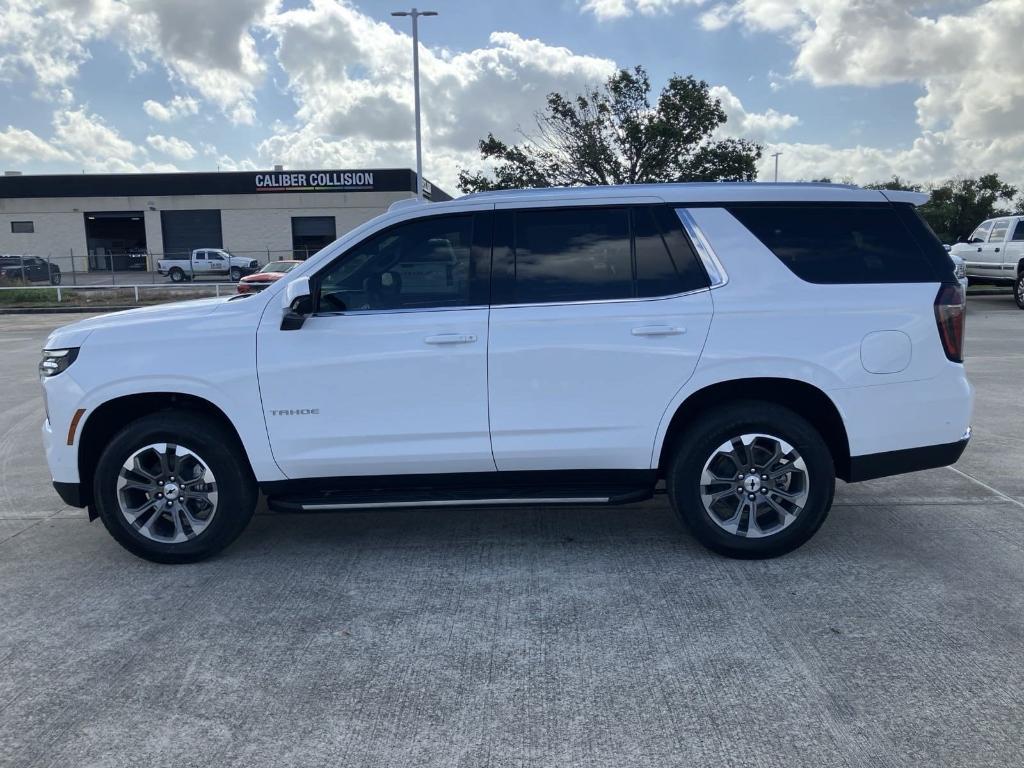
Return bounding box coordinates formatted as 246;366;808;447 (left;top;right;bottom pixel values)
984;218;1011;278
487;204;713;471
1003;218;1024;280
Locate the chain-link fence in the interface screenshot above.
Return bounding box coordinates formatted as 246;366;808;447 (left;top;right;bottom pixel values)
0;249;308;287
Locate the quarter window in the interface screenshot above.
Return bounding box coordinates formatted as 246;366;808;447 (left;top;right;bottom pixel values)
728;204;940;284
10;221;33;233
316;213;477;312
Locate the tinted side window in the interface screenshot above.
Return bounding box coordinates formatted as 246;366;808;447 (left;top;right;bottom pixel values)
316;213;479;312
1013;221;1024;241
727;204;941;284
513;207;632;303
634;207;708;297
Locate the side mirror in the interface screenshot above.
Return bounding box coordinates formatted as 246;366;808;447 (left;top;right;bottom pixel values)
281;276;312;331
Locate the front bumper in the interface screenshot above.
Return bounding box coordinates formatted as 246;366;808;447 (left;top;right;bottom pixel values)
53;481;85;508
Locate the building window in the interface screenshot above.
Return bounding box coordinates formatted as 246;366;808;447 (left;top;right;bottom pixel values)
11;221;33;233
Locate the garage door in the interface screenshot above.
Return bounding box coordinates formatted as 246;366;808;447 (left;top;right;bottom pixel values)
161;210;223;259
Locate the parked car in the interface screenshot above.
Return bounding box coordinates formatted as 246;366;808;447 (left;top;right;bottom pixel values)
0;255;61;285
950;216;1024;308
157;248;258;283
949;252;968;293
237;260;301;294
40;183;972;564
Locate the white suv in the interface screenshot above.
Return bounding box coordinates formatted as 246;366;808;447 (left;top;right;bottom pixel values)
40;183;972;563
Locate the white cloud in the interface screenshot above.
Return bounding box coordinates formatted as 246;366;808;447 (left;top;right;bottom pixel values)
710;85;799;142
0;126;74;165
146;133;196;160
0;0;270;123
143;94;199;121
262;1;618;190
580;0;704;21
698;1;1024;187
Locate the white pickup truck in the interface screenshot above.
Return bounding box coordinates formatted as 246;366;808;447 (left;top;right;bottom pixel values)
157;249;259;283
950;216;1024;308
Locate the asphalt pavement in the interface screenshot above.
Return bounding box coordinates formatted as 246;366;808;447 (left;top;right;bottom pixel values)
1;297;1023;767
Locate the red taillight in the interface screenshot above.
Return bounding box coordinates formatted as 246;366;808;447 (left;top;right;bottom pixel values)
934;283;965;363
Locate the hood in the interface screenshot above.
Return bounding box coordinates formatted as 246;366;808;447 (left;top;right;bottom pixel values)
44;296;230;350
241;272;284;283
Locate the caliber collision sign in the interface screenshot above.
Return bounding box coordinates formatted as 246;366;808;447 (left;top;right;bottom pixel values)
254;171;376;192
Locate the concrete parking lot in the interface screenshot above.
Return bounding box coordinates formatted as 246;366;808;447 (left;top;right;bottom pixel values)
1;299;1023;767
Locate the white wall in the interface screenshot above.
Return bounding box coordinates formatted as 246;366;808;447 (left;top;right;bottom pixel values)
0;190;415;271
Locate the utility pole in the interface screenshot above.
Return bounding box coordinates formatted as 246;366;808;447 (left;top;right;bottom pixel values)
771;151;783;183
391;8;437;200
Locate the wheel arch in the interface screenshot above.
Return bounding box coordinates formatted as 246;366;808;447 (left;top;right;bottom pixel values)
77;392;251;514
655;377;852;481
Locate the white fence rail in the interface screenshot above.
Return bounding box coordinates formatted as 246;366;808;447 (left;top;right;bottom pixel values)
0;282;238;304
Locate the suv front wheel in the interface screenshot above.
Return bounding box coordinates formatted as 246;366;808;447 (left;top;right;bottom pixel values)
667;402;835;559
93;412;257;563
1015;268;1024;309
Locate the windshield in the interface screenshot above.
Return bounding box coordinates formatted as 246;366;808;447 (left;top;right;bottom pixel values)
259;261;298;274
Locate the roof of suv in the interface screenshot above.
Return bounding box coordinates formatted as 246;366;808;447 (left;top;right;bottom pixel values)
389;183;928;214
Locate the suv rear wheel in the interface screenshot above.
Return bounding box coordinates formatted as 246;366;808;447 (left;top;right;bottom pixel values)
93;412;257;563
667;401;835;559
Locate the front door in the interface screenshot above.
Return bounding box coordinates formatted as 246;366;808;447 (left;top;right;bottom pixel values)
257;210;495;479
487;204;714;470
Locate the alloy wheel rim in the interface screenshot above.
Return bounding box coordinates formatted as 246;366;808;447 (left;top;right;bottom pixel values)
116;443;218;544
699;433;810;539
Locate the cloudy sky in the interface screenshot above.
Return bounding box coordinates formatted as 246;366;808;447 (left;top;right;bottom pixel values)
0;0;1019;194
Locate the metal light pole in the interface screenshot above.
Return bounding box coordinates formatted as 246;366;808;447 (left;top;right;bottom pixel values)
771;151;783;183
392;8;437;201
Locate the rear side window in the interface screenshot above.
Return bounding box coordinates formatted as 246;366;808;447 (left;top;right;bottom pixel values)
727;204;945;284
512;207;632;303
494;205;709;305
1013;221;1024;242
989;220;1009;242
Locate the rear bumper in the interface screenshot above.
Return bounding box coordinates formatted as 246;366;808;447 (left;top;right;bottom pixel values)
846;433;970;482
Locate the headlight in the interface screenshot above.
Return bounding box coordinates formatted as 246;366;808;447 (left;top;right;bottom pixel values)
39;348;79;379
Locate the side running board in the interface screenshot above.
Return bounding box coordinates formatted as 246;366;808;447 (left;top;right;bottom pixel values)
266;485;653;513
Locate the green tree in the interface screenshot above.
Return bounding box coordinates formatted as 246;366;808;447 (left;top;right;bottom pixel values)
457;66;762;193
920;174;1018;243
864;176;921;192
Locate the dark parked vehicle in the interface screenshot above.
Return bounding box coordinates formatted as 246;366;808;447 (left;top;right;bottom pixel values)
0;255;61;285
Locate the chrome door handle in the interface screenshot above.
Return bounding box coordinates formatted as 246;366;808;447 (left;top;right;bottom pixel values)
424;333;477;345
632;325;685;337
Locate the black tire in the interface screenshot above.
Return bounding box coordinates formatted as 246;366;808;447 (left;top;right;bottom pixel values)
229;267;241;282
93;412;257;564
666;401;835;559
50;271;61;286
169;267;185;283
1015;269;1024;310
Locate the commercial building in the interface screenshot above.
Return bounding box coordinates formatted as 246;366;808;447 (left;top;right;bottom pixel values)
0;168;450;273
